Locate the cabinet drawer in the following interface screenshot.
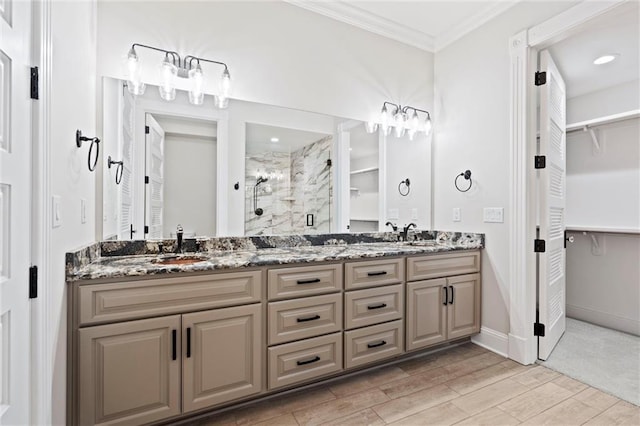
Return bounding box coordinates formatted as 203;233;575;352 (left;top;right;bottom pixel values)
344;284;403;330
268;333;342;389
407;250;480;281
268;264;342;300
344;320;404;369
344;258;404;290
268;293;342;345
78;271;262;326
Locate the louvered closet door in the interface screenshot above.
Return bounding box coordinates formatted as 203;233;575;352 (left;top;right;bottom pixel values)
0;0;31;422
118;85;135;239
538;50;567;360
145;114;165;239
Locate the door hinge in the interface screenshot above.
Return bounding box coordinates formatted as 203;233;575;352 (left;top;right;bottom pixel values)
30;67;39;100
534;322;546;337
145;125;150;134
534;155;546;169
144;225;149;234
29;266;38;299
535;71;547;86
145;176;149;184
534;239;546;253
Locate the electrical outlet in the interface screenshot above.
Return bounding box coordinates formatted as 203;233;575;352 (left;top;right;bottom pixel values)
388;208;399;220
411;208;418;220
483;207;504;223
452;208;461;222
52;195;62;228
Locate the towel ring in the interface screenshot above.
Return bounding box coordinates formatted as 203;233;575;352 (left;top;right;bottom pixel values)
398;178;411;196
76;130;100;172
455;170;472;192
107;156;124;185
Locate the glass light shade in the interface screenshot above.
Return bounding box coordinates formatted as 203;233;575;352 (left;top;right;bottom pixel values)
364;121;378;133
158;56;177;101
220;68;232;98
423;115;433;136
393;112;407;138
379;105;391;135
126;48;145;95
409;111;420;133
215;95;229;109
188;64;204;105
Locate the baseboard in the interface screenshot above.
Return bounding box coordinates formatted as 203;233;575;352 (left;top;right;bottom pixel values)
567;304;640;336
471;326;509;358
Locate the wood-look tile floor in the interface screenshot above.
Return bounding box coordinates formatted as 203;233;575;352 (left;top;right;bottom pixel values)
186;343;640;426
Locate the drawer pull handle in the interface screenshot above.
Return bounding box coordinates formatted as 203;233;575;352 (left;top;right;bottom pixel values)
449;285;454;304
171;330;177;361
367;340;387;349
297;278;321;285
367;271;387;277
297;356;321;366
443;286;448;305
297;314;321;323
186;327;192;358
367;303;387;310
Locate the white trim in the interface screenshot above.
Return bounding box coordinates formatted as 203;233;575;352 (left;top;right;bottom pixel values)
377;131;387;232
435;1;521;51
31;0;53;424
528;0;630;48
566;109;640;132
284;0;435;51
566;226;640;235
471;327;509;358
567;305;640;337
508;0;628;366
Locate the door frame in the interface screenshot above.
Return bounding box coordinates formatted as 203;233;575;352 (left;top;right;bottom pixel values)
507;0;627;365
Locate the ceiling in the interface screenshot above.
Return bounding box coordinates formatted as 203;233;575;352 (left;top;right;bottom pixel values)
548;1;639;99
246;123;330;155
286;0;521;51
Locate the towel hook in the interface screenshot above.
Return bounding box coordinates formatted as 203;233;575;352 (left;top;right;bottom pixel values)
76;130;100;172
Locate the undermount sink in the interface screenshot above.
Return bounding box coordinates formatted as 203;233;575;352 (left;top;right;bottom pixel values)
152;254;209;265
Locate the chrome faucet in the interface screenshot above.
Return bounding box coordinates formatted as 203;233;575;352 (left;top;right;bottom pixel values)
400;223;417;241
176;224;184;253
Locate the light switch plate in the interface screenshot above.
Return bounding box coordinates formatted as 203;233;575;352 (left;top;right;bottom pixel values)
388;208;399;220
452;208;461;222
411;208;418;220
52;195;62;228
484;207;504;223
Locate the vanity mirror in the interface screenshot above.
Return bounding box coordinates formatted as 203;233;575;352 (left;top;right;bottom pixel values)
100;77;431;240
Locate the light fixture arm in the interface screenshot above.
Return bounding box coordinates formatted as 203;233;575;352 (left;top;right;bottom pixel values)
185;55;229;72
382;101;400;114
131;43;181;67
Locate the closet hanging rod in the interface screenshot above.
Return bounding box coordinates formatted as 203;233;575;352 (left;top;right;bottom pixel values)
566;109;640;133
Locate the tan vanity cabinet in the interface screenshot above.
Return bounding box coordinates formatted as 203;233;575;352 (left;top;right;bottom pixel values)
78;315;181;426
406;272;481;351
268;263;342;300
182;304;262;413
344;284;403;330
345;258;404;290
344;320;404;369
407;250;480;281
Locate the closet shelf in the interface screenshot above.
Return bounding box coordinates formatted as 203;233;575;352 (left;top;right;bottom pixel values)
566;109;640;133
566;226;640;235
350;167;378;175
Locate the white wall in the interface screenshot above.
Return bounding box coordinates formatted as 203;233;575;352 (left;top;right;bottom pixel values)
164;134;217;237
433;1;578;339
96;1;434;235
567;79;640;124
48;1;98;424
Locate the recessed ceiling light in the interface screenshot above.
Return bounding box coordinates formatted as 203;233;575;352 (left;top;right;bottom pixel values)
270;137;279;143
593;54;618;65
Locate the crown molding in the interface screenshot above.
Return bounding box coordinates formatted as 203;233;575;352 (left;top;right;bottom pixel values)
435;0;521;51
284;0;436;52
285;0;523;54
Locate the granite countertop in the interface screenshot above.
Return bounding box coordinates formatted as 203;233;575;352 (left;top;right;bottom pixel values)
66;231;484;282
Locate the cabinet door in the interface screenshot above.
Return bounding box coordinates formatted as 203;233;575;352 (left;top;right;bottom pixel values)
78;315;181;426
182;304;262;413
406;279;447;351
447;273;481;340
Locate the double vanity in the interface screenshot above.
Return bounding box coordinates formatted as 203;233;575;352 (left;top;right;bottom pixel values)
66;232;483;426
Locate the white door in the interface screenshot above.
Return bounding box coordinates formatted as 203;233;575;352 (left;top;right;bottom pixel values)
537;50;567;360
145;114;165;239
118;85;135;240
0;0;32;423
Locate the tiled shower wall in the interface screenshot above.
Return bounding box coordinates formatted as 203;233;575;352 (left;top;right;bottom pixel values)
245;136;332;235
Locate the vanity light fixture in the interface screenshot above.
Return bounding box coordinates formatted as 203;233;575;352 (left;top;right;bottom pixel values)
126;43;232;108
366;102;432;140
